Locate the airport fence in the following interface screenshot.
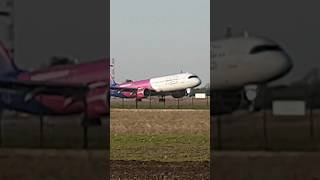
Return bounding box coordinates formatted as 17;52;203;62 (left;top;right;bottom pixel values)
110;96;210;109
212;85;320;151
0;112;108;149
212;110;320;151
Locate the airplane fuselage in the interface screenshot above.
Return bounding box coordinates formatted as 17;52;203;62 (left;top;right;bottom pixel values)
0;59;108;118
111;72;201;98
211;35;293;115
212;36;292;90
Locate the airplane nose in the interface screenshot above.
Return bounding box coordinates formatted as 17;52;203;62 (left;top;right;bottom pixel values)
268;51;293;80
280;51;293;74
196;77;202;86
256;50;293;81
286;54;293;71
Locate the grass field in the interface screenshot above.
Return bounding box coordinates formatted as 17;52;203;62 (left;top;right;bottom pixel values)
111;133;209;162
110;108;210;178
111;109;210;161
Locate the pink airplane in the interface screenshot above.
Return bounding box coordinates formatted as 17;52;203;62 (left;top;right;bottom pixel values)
0;42;108;125
110;72;201;99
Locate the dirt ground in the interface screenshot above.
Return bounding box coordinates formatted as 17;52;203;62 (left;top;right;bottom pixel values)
110;160;210;180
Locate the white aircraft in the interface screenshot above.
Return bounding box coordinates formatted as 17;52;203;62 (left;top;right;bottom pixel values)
212;29;293;113
110;72;202;99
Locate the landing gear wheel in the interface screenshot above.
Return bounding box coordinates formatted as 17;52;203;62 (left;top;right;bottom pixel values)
244;85;258;112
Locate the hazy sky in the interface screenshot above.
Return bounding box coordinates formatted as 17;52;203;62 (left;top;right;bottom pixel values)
111;0;210;85
213;0;320;84
0;0;108;70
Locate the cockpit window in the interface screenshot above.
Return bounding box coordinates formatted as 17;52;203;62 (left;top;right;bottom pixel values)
188;75;198;79
250;45;282;54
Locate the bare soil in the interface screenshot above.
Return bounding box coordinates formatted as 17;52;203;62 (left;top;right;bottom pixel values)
110;160;210;180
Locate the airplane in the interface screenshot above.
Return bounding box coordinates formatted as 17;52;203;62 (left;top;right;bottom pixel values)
110;72;201;100
212;28;293;114
0;41;109;126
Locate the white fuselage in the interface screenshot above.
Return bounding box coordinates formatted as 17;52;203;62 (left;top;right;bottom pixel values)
150;73;201;92
212;36;292;90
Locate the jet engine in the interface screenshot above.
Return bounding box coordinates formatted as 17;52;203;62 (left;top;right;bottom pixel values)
136;88;151;98
171;90;186;98
88;88;108;113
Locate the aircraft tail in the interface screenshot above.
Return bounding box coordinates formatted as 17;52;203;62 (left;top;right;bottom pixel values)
110;74;117;87
0;41;19;75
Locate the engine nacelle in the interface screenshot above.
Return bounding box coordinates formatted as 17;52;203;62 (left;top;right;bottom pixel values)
171;90;186;98
136;88;151;98
86;87;109;118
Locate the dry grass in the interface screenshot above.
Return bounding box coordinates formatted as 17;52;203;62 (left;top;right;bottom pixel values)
110;109;210;162
111;109;210;134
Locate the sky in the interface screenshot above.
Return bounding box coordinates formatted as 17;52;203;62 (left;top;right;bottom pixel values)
213;0;320;84
0;0;108;70
111;0;210;85
0;0;316;87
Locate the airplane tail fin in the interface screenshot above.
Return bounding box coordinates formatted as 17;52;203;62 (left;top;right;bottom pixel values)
0;41;19;75
110;74;117;87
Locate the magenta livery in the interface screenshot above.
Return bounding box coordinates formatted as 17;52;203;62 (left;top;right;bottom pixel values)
110;72;201;99
0;41;108;124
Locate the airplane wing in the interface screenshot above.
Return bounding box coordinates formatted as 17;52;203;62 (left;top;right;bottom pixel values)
110;86;160;98
0;79;90;101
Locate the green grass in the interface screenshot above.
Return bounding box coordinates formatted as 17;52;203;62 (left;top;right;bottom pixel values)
110;133;210;162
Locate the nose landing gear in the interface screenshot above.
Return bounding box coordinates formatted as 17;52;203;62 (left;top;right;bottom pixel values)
244;84;258;112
